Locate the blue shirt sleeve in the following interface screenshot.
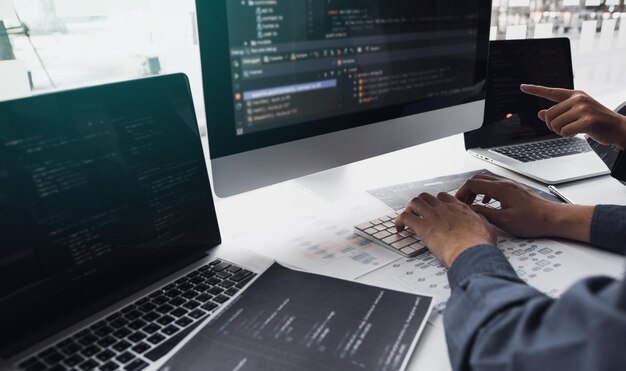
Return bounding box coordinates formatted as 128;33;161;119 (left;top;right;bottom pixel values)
590;205;626;254
444;229;626;370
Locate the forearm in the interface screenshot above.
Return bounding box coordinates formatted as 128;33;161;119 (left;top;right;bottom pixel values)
542;204;626;254
543;203;594;243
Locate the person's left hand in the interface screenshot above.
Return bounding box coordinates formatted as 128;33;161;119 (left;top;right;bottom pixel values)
395;192;497;268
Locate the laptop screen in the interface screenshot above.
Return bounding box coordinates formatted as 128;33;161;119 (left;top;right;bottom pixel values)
0;74;220;355
465;38;574;149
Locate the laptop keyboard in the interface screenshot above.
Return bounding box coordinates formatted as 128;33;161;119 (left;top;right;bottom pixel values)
355;191;501;257
491;137;592;163
17;259;256;371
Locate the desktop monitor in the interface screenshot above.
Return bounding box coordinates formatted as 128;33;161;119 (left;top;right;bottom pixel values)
196;0;491;197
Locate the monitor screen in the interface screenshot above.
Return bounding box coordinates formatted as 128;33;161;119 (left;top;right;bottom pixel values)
0;74;220;354
465;38;574;148
199;0;491;159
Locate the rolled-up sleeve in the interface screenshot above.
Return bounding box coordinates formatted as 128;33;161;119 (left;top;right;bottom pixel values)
444;241;626;370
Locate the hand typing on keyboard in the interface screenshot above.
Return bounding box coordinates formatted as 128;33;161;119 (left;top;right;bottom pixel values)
456;174;594;244
394;191;497;268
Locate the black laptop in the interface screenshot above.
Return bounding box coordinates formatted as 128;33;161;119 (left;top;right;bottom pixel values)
464;38;608;184
0;74;271;371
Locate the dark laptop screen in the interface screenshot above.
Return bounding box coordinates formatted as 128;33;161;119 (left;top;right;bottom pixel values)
465;38;574;149
0;74;220;355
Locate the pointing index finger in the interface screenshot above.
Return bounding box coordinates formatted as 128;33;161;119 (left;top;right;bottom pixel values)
520;84;576;103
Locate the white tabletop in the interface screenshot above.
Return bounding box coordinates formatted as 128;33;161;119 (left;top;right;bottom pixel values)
207;91;626;371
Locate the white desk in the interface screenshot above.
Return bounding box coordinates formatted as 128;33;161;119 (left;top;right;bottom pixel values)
207;95;626;370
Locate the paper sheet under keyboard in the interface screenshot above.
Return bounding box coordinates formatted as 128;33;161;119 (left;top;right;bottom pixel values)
233;193;399;280
358;236;624;327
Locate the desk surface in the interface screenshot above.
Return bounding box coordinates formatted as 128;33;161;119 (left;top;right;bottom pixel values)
207;93;626;371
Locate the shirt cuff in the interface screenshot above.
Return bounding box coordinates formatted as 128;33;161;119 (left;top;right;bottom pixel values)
589;205;626;255
447;244;519;290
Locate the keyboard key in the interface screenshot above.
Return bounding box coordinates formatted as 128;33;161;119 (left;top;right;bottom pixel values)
101;361;121;371
78;359;99;370
182;290;198;299
183;300;201;310
225;288;239;296
142;311;160;322
94;325;114;337
77;332;99;345
96;349;116;362
196;283;211;291
226;265;242;273
157;315;175;326
80;345;100;357
112;340;132;352
175;317;193;327
214;295;230;304
97;336;116;348
209;259;222;266
216;271;231;279
64;354;85;367
113;327;132;339
156;304;174;314
137;296;151;305
139;302;157;312
109;318;129;329
116;351;135;364
125;359;149;371
128;331;147;342
373;230;391;240
382;234;403;244
236;275;255;288
355;222;373;230
151;295;168;305
211;262;231;272
147;333;166;345
230;270;253;282
206;277;221;286
169;297;186;306
219;280;235;289
201;302;218;311
401;247;416;255
391;238;415;249
128;319;148;330
143;324;161;334
188;309;207;319
162;324;180;335
42;350;64;365
195;293;212;303
131;342;151;354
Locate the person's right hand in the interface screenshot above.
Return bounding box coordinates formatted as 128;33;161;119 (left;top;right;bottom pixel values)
520;84;626;149
455;175;593;243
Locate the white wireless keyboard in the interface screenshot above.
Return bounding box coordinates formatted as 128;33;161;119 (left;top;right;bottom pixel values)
355;192;501;257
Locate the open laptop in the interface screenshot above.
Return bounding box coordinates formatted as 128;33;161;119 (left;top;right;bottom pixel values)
0;74;272;371
464;38;609;184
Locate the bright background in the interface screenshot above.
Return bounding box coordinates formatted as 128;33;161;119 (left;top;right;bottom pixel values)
1;0;626;135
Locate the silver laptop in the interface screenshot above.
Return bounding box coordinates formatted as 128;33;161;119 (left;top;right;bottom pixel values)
0;74;271;371
464;38;609;184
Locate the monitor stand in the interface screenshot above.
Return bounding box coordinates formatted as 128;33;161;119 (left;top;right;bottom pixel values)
294;167;354;202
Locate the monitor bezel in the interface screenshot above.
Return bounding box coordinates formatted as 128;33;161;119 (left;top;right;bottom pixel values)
198;0;492;160
464;37;574;150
